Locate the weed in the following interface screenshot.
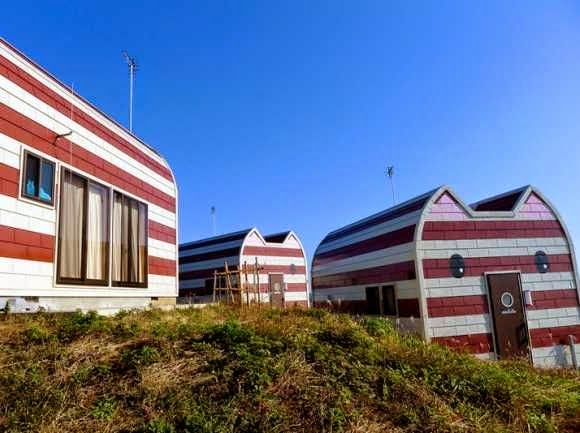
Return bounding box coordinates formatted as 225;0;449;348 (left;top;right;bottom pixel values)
91;396;116;421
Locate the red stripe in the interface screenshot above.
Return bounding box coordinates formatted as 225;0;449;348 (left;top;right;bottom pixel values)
530;324;580;347
255;283;307;292
423;254;573;279
180;264;307;281
242;246;304;258
148;221;176;244
397;298;421;317
422;220;564;241
0;224;54;262
312;260;416;289
149;256;176;276
427;295;489;317
0;103;176;212
313;225;415;266
427;289;579;318
0;163;19;197
0;49;173;181
432;333;494;354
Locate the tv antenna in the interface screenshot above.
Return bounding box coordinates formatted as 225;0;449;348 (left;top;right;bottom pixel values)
122;51;138;132
211;206;217;236
386;165;395;205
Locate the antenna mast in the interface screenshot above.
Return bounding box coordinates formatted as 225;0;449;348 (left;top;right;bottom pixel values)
211;206;216;236
386;165;395;205
122;51;137;132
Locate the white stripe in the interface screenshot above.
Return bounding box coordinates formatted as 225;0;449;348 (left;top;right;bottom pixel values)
312;242;414;277
240;255;306;268
179;273;308;290
424;273;576;298
149;204;176;230
0;43;167;167
179;256;239;273
527;307;580;329
0;194;55;235
532;344;579;368
418;237;569;259
285;291;308;301
428;314;491;338
0;257;176;296
313;279;418;301
315;210;421;255
0;81;175;197
149;238;176;261
179;239;244;258
0;133;21;168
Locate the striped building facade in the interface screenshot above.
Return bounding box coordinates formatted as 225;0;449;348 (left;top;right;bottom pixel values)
179;228;308;307
312;185;580;367
0;39;178;313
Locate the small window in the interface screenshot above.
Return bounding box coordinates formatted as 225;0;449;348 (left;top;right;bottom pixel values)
22;151;55;205
535;251;550;273
450;254;465;278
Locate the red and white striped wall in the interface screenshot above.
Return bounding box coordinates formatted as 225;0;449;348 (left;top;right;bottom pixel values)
179;228;308;307
312;185;580;367
0;38;178;312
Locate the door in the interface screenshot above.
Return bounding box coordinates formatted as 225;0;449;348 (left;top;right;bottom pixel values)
486;273;530;359
365;286;396;315
269;274;284;308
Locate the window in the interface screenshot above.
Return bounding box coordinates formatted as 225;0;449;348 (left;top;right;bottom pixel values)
22;151;55;205
112;192;148;287
535;251;550;273
365;285;397;316
381;286;397;316
57;169;110;285
449;254;465;278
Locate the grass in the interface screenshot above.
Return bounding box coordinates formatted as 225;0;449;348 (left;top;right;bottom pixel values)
0;306;578;432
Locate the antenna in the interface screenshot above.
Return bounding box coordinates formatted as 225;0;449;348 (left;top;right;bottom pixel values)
385;165;395;205
210;206;216;236
122;51;138;132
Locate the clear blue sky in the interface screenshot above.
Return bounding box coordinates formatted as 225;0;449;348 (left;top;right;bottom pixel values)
4;1;580;260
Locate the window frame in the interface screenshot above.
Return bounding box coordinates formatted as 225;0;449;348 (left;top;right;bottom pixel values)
21;150;56;206
56;168;110;287
111;191;149;289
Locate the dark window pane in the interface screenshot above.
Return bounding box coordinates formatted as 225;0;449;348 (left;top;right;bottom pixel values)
39;160;54;202
24;153;40;198
449;254;465;278
382;286;397;316
365;286;380;315
535;251;550;274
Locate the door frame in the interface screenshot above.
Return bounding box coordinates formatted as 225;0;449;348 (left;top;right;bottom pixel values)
483;270;532;361
268;273;285;307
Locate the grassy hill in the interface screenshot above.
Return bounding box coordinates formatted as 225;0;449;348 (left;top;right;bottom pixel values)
0;306;578;433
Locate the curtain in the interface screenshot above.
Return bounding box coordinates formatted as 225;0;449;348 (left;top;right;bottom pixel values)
86;183;109;280
58;172;85;279
129;199;139;282
112;192;147;285
138;202;147;283
112;193;123;282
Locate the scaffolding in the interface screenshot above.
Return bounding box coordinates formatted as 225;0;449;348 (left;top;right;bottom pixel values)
212;258;264;306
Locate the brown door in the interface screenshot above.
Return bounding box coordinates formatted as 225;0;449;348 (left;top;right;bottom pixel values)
486;273;530;359
365;286;380;314
269;274;284;308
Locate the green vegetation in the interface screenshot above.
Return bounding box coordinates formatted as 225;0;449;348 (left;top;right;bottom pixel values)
0;306;578;432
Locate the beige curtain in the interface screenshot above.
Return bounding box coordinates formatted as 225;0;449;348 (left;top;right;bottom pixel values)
138;202;147;283
129;199;139;282
58;172;84;279
86;183;109;280
112;193;123;282
112;193;147;284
